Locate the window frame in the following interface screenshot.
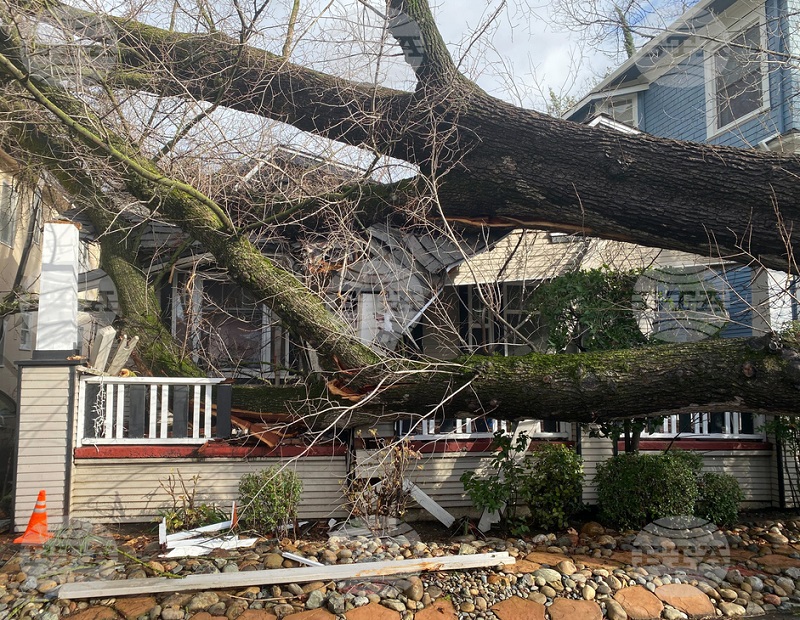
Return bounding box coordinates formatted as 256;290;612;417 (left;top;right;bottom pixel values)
398;417;570;440
18;311;32;351
704;13;770;138
0;179;19;248
595;95;639;129
642;412;765;440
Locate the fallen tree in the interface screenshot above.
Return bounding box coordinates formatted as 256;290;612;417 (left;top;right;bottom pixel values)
0;0;799;425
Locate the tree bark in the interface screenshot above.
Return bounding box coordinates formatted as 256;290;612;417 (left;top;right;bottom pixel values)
63;11;800;271
362;335;800;422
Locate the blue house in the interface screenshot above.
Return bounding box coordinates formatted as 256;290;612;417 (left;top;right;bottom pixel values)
563;0;800;507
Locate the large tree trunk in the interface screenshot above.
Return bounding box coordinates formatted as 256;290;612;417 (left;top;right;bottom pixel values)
61;11;800;271
364;335;800;422
3;0;800;429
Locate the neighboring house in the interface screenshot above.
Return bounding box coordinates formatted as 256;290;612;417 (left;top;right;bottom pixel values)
0;150;71;501
562;0;799;504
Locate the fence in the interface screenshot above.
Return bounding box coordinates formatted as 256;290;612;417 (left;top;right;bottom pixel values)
76;376;231;446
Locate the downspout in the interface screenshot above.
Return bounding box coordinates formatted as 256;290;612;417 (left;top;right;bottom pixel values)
776;436;786;509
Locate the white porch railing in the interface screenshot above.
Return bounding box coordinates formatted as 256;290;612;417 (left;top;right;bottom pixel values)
77;376;227;446
643;412;765;439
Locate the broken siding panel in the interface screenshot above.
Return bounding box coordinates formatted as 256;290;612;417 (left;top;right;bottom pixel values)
14;365;73;532
70;457;348;523
356;449;495;511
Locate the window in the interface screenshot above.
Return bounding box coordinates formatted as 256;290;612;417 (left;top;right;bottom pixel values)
643;412;764;439
596;95;638;128
172;273;296;381
19;312;31;351
458;284;538;356
0;180;18;247
706;19;768;134
396;416;570;440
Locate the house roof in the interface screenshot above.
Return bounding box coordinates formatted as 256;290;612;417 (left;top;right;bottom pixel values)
450;230;728;287
564;0;741;120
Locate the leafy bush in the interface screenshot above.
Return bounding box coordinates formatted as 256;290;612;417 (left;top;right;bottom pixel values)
238;465;303;536
524;443;584;530
595;452;698;530
461;433;583;533
461;432;530;531
695;472;744;526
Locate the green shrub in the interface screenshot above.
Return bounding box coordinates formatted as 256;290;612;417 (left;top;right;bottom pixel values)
524;443;584;530
461;433;583;533
238;466;303;536
595;452;698;530
695;472;744;526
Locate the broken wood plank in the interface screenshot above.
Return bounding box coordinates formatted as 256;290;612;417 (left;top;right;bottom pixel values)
58;552;515;599
106;335;140;375
281;551;323;567
161;536;258;558
88;325;116;372
403;479;455;528
166;519;234;546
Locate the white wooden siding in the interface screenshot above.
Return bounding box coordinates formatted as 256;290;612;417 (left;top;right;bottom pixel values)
70;457;348;523
580;436;614;505
698;452;773;507
14;365;72;532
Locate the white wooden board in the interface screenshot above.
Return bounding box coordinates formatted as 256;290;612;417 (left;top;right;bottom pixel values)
58;552;514;599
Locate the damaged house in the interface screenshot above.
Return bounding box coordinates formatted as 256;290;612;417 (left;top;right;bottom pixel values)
8;137;800;531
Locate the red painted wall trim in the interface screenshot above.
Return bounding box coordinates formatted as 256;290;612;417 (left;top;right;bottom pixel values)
620;440;772;452
74;442;347;460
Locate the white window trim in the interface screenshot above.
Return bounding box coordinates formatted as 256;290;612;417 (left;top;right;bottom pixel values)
595;94;639;129
704;12;770;139
404;417;570;441
0;180;18;248
19;312;31;351
642;412;766;440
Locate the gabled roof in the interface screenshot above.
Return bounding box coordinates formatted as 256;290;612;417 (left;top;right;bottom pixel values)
565;0;742;121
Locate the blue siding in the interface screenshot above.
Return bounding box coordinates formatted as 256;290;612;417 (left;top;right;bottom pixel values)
636;0;793;147
642;53;708;140
718;267;754;338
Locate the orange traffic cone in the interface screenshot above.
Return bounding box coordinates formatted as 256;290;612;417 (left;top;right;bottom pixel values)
14;490;52;546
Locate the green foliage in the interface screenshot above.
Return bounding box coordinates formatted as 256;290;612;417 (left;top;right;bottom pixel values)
695;472;744;526
238;465;303;536
461;432;583;533
595;452;698;530
530;266;649;453
158;471;227;533
528;266;646;353
461;431;530;530
525;443;585;530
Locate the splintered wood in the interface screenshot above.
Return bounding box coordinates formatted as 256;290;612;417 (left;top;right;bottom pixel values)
58;552;515;599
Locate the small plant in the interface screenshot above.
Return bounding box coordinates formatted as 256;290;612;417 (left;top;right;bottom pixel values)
343;439;420;531
238;465;302;537
461;431;532;532
159;471;227;532
695;472;744;526
461;432;583;533
525;443;584;530
595;452;699;530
